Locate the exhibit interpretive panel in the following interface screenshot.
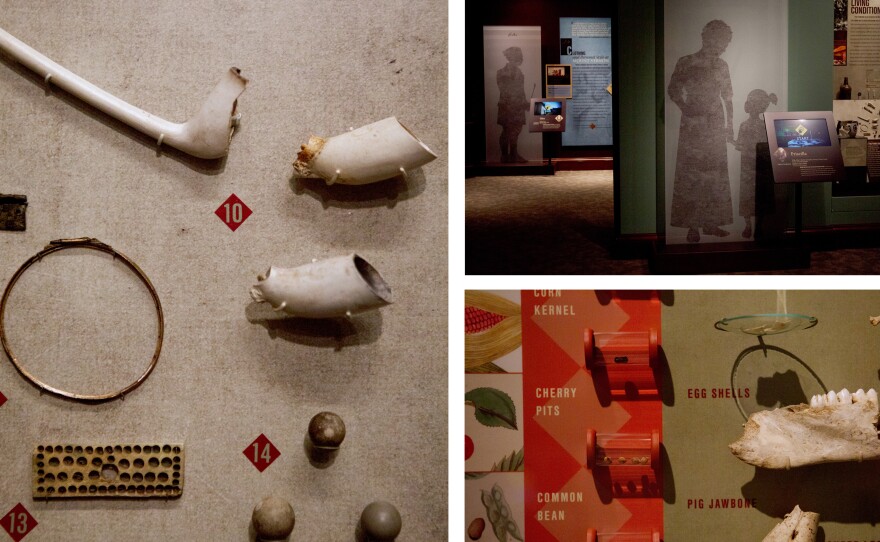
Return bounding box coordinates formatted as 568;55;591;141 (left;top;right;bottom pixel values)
465;291;663;541
763;112;846;183
834;0;880;97
545;64;572;100
0;1;447;539
467;290;880;540
483;26;543;163
664;0;788;244
559;18;612;147
528;99;567;133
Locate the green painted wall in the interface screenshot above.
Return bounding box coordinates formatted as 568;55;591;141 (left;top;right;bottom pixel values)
617;0;659;235
789;0;833;227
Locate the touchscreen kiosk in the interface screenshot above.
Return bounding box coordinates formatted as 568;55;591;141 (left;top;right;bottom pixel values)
528;99;567;132
763;111;845;183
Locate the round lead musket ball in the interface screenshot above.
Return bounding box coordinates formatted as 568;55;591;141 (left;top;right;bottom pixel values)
252;496;295;540
308;411;346;449
360;500;402;541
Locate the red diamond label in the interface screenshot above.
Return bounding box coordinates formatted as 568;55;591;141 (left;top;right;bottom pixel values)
0;391;6;408
215;194;252;232
244;434;280;472
1;503;37;541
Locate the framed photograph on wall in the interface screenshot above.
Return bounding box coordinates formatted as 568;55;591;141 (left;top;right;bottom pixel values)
545;64;572;98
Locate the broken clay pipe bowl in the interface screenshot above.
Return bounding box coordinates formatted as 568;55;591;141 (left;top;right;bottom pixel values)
250;254;391;319
293;117;437;185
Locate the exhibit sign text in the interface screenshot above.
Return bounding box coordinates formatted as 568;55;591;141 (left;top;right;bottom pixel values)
528;99;567;133
559;18;612;146
763;112;846;183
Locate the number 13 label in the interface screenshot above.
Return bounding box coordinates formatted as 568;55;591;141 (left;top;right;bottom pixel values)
1;504;36;541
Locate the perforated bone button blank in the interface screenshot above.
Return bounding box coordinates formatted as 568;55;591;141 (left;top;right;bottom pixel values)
33;444;184;498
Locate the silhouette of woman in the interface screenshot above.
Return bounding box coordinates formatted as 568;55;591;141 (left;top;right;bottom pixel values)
668;20;735;243
497;46;529;163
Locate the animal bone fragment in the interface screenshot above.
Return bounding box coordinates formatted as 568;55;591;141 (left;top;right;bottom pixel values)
250;254;391;318
0;26;247;159
293;117;437;185
870;315;880;326
730;388;880;468
762;505;818;542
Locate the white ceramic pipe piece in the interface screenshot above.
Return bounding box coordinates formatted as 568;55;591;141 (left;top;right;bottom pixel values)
293;117;437;185
250;254;392;318
0;26;247;159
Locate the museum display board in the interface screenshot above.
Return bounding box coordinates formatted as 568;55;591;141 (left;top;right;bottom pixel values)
466;290;880;541
763;112;846;183
833;0;880;99
0;1;447;540
559;17;613;147
465;291;663;541
664;291;880;540
664;0;788;245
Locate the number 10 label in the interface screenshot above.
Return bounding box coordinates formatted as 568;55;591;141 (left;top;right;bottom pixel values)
214;194;253;232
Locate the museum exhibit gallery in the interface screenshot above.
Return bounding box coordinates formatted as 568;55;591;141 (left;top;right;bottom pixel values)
466;290;880;541
0;1;447;540
466;0;880;274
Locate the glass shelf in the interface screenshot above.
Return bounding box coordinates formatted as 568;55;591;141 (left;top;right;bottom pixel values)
714;313;817;336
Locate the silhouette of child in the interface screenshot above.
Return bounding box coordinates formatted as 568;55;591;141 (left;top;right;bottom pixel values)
734;89;777;238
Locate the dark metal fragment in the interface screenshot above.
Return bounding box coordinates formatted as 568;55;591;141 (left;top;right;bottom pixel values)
0;194;27;231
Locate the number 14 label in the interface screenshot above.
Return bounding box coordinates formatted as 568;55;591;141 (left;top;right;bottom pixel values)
244;434;280;472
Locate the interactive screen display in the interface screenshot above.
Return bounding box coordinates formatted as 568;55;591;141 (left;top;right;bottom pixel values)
528;98;566;133
533;101;563;115
763;111;844;183
773;118;832;148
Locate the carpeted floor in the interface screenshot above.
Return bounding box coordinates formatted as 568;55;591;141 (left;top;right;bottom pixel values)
466;170;880;274
466;170;649;274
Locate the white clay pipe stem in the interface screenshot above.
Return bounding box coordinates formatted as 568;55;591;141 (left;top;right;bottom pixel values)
0;26;247;159
250;254;392;319
294;117;437;185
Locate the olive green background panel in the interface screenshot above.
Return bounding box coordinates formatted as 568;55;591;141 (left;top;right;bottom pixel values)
617;0;660;236
788;0;835;228
663;291;880;540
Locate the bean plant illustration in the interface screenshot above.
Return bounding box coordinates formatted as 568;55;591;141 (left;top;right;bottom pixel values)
481;483;524;542
466;388;525;540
